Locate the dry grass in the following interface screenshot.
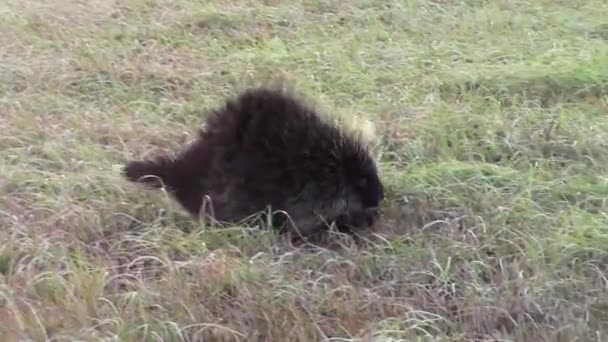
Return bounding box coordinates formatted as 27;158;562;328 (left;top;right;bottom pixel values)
2;0;608;340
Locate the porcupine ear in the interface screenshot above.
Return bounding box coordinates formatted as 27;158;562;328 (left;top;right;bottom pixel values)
122;156;175;189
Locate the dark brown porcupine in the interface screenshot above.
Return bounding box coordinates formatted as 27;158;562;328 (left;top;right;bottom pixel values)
122;86;384;237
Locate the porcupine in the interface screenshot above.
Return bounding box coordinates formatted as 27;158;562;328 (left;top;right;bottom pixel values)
122;85;384;237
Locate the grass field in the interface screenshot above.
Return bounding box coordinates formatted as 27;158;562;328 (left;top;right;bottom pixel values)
2;0;608;340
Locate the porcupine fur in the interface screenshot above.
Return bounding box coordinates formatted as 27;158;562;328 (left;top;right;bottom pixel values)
122;86;384;237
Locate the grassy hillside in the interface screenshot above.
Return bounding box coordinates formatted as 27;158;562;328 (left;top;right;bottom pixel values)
1;0;608;340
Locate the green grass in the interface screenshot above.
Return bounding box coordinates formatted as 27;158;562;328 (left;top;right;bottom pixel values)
2;0;608;340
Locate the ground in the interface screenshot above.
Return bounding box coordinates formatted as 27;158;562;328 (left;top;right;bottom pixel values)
1;0;608;341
